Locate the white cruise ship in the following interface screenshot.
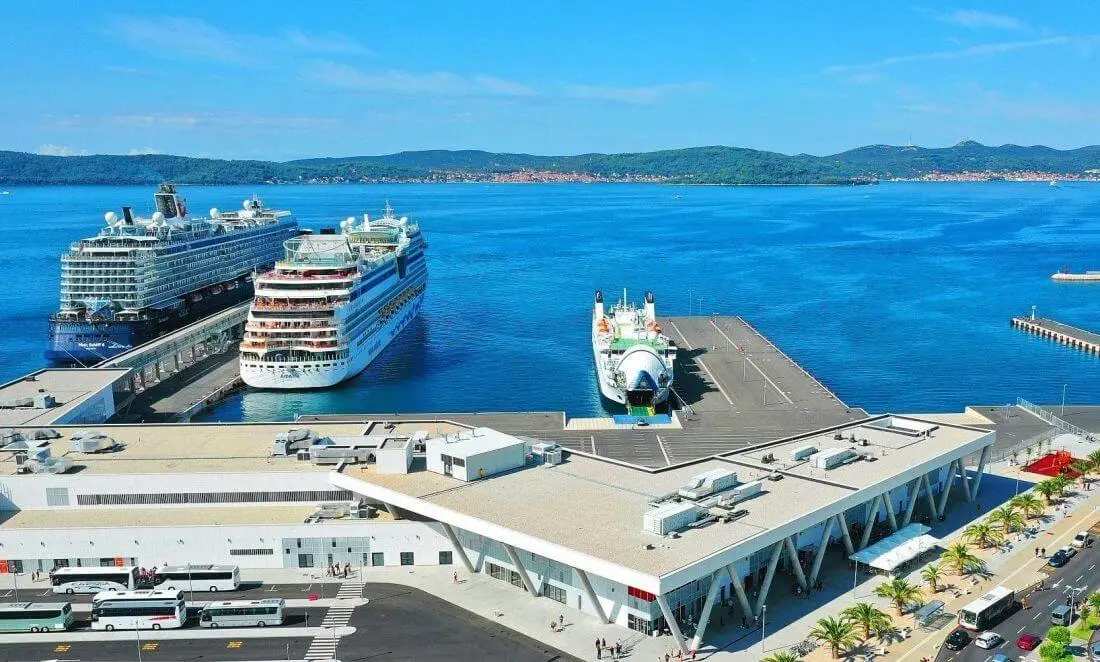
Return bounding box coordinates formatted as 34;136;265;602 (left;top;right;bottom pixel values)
592;290;676;415
239;204;427;389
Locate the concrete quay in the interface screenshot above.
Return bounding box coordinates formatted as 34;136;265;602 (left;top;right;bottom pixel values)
1012;314;1100;355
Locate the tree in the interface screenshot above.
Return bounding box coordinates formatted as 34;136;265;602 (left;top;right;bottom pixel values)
1087;449;1100;470
1010;493;1044;519
1051;474;1072;496
940;542;983;575
1070;460;1092;487
1046;625;1071;647
873;578;923;616
809;616;858;659
963;522;1005;549
1038;639;1068;661
842;602;892;640
1011;450;1019;465
920;563;943;593
987;506;1024;534
761;653;800;662
1034;480;1059;504
1089;590;1100;614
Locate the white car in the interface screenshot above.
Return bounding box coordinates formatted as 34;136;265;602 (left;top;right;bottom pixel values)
1059;545;1077;559
975;631;1004;649
1071;531;1092;548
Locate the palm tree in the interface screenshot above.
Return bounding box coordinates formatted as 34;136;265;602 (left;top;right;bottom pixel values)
920;563;943;593
1051;474;1072;496
1070;460;1092;487
1011;450;1019;466
810;616;858;659
1034;479;1059;504
1010;493;1044;519
987;506;1024;534
1024;446;1034;464
940;542;983;575
761;652;800;662
873;578;923;616
1087;449;1100;471
842;602;892;639
963;522;1005;549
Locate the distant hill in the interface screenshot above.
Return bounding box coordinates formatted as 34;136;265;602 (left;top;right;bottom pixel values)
2;142;1098;185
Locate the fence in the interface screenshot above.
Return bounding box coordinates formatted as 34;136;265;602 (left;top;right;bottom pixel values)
1015;398;1096;441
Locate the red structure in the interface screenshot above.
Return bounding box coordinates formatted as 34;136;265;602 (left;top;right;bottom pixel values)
1024;450;1082;478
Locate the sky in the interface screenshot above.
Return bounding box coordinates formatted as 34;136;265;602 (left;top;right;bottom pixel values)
1;2;1098;160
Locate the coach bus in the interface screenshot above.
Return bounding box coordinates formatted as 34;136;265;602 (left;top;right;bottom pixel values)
90;590;186;630
199;598;285;628
958;586;1015;630
0;602;74;633
50;566;140;594
154;564;240;592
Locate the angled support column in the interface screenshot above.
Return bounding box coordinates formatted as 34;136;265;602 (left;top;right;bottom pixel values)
859;495;883;550
808;516;835;586
958;458;974;503
503;544;539;596
836;511;855;556
439;523;474;573
783;536;808;590
970;446;991;501
936;461;956;518
725;565;753;621
882;491;899;532
901;478;921;527
754;542;784;617
382;502;400;519
921;473;938;521
689;570;724;651
575;569;609;624
656;593;690;655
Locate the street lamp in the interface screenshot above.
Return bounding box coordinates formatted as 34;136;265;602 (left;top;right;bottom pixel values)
1061;384;1067;416
187;562;194;603
760;604;767;654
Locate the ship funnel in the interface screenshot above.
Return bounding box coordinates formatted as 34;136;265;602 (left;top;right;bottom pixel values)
122;206;134;225
645;291;655;321
594;290;604;320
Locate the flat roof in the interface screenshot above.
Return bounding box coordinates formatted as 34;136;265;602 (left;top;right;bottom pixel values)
335;415;994;585
0;421;463;476
426;427;524;458
0;369;129;427
0;504;383;528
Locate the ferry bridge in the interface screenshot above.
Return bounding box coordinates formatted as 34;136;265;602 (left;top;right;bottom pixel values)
94;301;249;395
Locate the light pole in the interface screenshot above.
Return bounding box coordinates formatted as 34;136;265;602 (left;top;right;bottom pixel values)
760;604;767;654
136;621;143;662
187;562;194;604
1070;586;1086;624
1061;384;1067;416
852;560;859;598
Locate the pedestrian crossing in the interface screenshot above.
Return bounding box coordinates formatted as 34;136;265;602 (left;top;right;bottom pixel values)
303;582;359;660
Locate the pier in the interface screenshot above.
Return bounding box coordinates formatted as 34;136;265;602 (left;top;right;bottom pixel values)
1011;313;1100;355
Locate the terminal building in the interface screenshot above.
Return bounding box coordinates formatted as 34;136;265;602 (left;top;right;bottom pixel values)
0;414;994;652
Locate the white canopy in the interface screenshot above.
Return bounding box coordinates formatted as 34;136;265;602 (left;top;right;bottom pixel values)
849;524;939;572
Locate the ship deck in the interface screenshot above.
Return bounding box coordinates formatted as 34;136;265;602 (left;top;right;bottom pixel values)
301;316;866;468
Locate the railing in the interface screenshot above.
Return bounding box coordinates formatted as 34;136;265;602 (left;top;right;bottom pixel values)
1015;397;1096;441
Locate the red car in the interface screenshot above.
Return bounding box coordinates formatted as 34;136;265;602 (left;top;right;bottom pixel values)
1016;633;1040;650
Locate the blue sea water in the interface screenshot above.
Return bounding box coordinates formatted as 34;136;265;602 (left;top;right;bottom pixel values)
2;182;1099;421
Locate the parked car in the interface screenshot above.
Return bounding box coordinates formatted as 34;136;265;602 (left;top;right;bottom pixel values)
1015;633;1040;651
945;629;971;651
1059;545;1077;559
991;654;1013;662
976;631;1004;649
1048;551;1069;567
1090;641;1100;658
1071;531;1093;548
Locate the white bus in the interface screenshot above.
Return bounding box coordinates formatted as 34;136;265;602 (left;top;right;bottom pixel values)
154;565;240;592
90;590;185;630
958;586;1015;631
199;598;285;628
50;566;140;594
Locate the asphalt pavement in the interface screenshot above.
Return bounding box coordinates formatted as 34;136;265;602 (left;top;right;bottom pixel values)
937;523;1100;662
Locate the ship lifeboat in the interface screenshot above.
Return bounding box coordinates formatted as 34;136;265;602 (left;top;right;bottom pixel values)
597;318;611;333
210;285;223;296
645;320;662;334
190;293;203;303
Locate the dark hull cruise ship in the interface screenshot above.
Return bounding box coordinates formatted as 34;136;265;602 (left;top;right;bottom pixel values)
46;184;299;364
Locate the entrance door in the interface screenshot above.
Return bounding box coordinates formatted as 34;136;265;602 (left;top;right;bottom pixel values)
442;454;454;477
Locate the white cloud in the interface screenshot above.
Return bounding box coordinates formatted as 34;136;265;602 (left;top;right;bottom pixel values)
283;29;371;55
38;144;86;156
824;36;1086;73
107;15;256;64
45;113;338;131
565;82;710;104
933;10;1029;31
309;61;539;97
126;147;162;155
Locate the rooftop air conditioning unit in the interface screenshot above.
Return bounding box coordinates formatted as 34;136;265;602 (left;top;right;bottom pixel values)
295;450;311;461
543;449;563;466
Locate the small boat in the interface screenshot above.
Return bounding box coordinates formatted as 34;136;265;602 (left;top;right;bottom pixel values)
1049;180;1058;187
0;191;9;195
1052;270;1100;282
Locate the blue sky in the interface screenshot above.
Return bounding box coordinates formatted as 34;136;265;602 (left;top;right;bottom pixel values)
2;2;1098;160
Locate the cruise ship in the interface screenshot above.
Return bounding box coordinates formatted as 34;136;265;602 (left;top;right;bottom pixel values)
239;204;428;389
47;185;299;364
592;290;676;415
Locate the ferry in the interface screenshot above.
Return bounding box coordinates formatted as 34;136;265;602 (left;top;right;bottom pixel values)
592;290;676;415
47;185;298;363
1052;270;1100;282
239;203;428;389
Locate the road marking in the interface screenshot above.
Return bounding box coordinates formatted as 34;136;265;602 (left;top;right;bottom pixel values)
1048;599;1057;606
1090;564;1096;571
1033;613;1041;620
669;320;734;405
711;319;794;404
1075;574;1084;582
227;641;243;649
656;435;671;466
54;644;71;652
1017;625;1026;632
141;642;159;651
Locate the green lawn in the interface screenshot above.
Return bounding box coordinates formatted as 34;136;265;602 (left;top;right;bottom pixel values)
1070;613;1099;640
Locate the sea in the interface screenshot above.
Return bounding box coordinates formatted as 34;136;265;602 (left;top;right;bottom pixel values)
2;182;1099;421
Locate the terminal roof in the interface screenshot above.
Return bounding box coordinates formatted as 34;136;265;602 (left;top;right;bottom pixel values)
0;369;129;427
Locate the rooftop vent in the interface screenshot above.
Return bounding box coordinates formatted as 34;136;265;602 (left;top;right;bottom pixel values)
677;468;737;500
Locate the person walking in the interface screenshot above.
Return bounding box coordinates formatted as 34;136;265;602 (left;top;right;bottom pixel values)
343;564;349;578
559;614;564;628
453;571;458;584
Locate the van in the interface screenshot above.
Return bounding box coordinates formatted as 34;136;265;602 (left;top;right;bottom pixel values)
1051;604;1073;626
